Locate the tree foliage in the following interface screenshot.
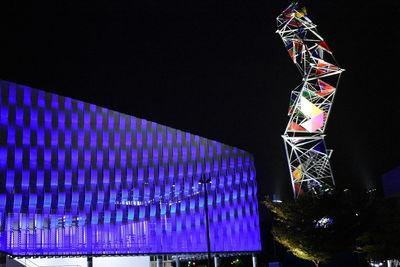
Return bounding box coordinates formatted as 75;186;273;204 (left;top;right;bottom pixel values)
264;191;360;266
356;198;400;261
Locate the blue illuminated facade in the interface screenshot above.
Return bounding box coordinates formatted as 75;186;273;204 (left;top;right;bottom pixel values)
0;80;261;256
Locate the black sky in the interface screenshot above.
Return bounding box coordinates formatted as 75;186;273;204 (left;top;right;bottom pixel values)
0;0;399;208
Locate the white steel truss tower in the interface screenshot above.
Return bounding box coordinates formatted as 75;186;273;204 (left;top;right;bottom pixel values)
276;3;344;198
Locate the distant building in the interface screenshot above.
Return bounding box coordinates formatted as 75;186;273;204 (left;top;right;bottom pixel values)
382;166;400;198
0;80;261;257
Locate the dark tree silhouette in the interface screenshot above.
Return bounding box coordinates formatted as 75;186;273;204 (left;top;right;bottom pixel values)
356;197;400;262
264;191;361;267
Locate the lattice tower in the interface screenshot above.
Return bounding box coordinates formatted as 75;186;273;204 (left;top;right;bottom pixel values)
276;2;344;198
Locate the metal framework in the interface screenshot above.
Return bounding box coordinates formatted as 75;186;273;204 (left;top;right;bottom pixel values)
276;3;344;198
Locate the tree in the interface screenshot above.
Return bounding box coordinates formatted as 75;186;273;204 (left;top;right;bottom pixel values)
356;197;400;262
264;191;360;267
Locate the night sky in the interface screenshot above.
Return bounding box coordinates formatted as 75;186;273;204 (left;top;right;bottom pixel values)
0;0;399;250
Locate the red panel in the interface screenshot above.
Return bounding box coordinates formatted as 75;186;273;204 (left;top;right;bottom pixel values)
288;121;306;131
318;41;331;52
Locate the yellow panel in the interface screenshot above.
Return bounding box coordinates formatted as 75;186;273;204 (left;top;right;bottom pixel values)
300;96;323;117
292;165;303;181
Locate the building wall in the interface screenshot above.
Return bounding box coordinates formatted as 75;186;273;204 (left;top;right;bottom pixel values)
0;80;261;256
9;256;150;267
382;166;400;198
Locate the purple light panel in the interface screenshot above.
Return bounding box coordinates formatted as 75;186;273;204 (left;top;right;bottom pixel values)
0;80;261;256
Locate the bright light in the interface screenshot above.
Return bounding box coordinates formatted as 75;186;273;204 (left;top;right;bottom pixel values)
315;216;334;228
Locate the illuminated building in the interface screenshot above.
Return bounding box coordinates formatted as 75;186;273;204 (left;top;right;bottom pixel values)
0;80;261;256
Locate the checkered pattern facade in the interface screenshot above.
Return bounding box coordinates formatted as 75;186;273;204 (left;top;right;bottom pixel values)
0;80;261;255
